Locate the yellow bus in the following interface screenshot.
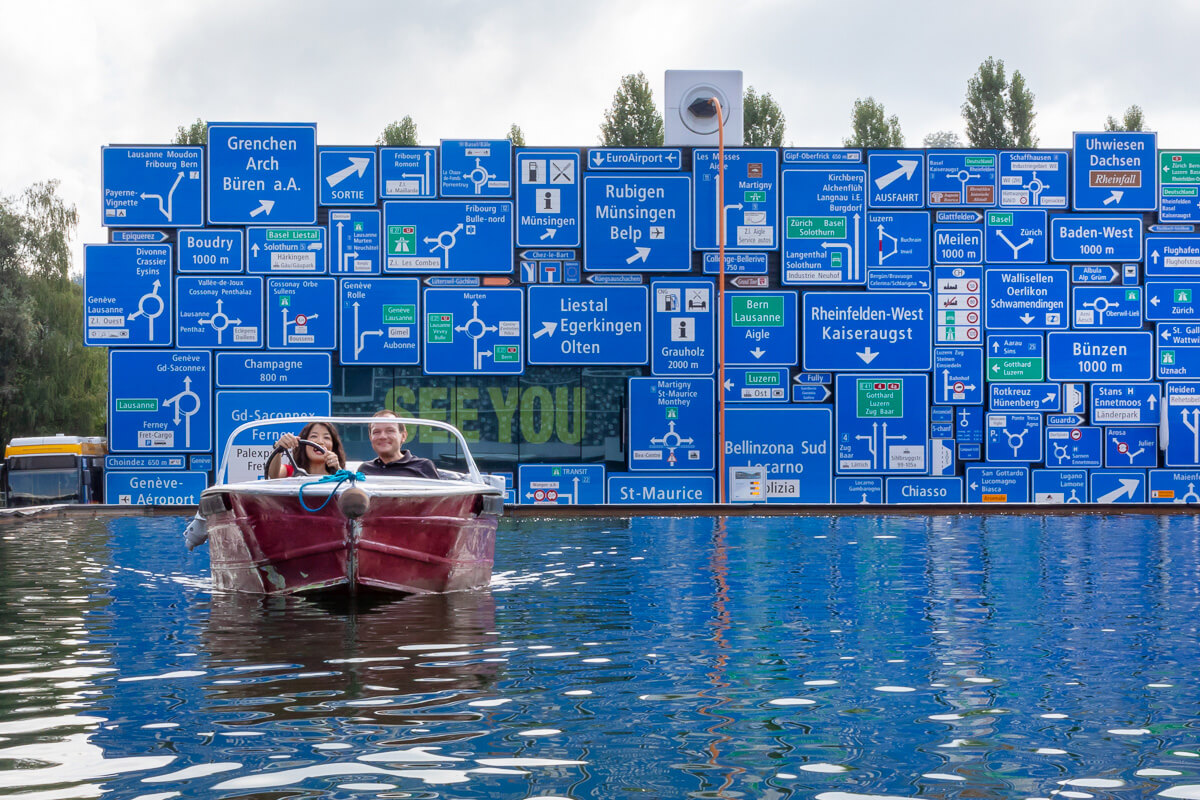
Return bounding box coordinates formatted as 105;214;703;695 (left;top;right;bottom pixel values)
1;435;107;507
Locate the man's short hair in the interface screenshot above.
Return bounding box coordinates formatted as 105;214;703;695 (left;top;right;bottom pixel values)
370;409;406;434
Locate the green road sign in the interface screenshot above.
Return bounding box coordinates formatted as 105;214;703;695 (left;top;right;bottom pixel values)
387;224;417;254
1161;151;1200;184
988;357;1043;381
786;216;846;238
115;399;158;412
383;304;416;325
731;295;785;326
493;345;519;362
856;378;902;417
426;312;453;343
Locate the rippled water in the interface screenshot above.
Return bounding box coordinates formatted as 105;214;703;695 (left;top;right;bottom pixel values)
2;513;1200;799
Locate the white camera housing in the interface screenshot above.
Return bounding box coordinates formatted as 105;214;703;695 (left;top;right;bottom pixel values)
664;70;743;146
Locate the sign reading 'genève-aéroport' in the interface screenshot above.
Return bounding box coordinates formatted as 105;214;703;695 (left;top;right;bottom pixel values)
207;123;317;225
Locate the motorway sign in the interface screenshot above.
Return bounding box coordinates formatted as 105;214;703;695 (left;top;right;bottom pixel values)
803;291;931;371
424;288;523;374
215;352;331;388
1091;383;1161;424
986;412;1042;462
318;147;376;206
339;278;420;364
865;211;930;268
703;252;768;274
835;476;882;504
516;150;580;247
1145;236;1200;278
781;167;867;284
379;147;437;199
989;382;1060;412
1164;382;1200;467
102;145;203;227
247;226;327;273
629;378;714;470
835;374;928;474
1046;331;1153;381
83;244;172;347
1049;216;1142;262
176;276;263;349
586;148;682;171
527;286;648;365
725;406;832;503
327;210;381;274
932;225;983;265
984;210;1047;263
935;266;982;344
265;277;337;350
1105;427;1158;468
1045;425;1102;468
1033;469;1088;504
1159;151;1200;222
1072;131;1157;211
109;350;211;453
381;200;513;273
927;150;997;206
518;464;606;505
440;139;512;197
723;368;789;402
608;474;715;504
984;268;1068;329
1158;323;1200;379
1072;286;1142;328
207;122;316;225
177;229;243;273
1091;470;1147;503
106;471;208;506
933;347;983;405
988;334;1043;381
651;279;714;375
966;465;1030;503
725;291;798;366
583;174;691;271
998;150;1068;208
215;390;331;483
1149;469;1200;503
885;477;962;504
867;151;924;208
693;148;779;250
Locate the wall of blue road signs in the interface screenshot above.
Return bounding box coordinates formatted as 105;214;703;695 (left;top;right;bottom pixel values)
86;126;1200;506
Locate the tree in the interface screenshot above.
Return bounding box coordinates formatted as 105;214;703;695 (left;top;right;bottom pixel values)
378;116;419;146
961;57;1037;147
1105;105;1146;132
599;72;663;147
843;97;904;148
923;130;962;148
174;118;206;145
743;86;785;147
507;123;526;147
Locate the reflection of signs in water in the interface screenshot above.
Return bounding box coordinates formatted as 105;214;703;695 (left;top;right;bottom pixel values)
203;591;498;720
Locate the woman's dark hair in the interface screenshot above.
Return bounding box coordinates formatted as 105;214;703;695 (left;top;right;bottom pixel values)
292;421;347;472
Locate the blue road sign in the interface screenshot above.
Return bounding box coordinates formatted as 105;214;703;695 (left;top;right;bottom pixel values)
1045;425;1102;468
722;368;789;402
380;200;513;273
583;174;691;271
651;279;714;375
957;405;984;444
247;226;327;273
265;277;337;350
999;150;1069;208
214;389;331;482
835;476;883;504
110;230;168;244
83;244;172;347
866;211;930;268
440;139;511;197
726;291;798;367
1145;281;1200;321
176;276;263;349
1158;324;1200;379
792;384;833;403
803;292;932;371
629;378;714;471
327;210;381;275
318;147;376;207
1091;383;1161;424
927;150;997;207
109;350;211;453
835;375;928;474
1090;470;1147;503
989;382;1060;412
930;437;955;476
1073;264;1120;283
586;148;682;171
958;442;982;460
1105;427;1158;468
516;150;580;247
1033;469;1088;504
1072;286;1142;328
190;454;214;472
783;149;862;166
1145;236;1200;278
932;225;983;265
518;464;606;505
985;210;1047;264
215;352;331;388
966;465;1029;503
379;147;437;199
885;477;962;504
868;151;924;208
933;347;983;405
1164;382;1200;467
607;474;715;505
703;252;768;274
177;229;243;273
984;268;1068;330
935;265;983;345
106;471;208;505
105;454;186;470
527;286;647;366
339;278;420;365
725;406;832;503
867;269;931;291
781;168;867;284
1046;332;1153;381
1150;469;1200;503
207;122;316;225
423;288;523;374
986;411;1042;462
1072;131;1157;211
102;145;203;227
1049;216;1142;262
693;148;779;250
987;333;1044;381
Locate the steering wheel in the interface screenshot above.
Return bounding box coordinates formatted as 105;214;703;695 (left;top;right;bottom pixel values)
263;438;325;478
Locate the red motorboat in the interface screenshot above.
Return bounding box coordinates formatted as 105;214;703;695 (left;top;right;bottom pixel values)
191;416;505;596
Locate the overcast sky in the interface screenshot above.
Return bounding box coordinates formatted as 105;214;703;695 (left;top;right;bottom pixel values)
3;0;1197;270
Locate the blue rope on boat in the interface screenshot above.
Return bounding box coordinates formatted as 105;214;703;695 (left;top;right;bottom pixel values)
298;469;366;513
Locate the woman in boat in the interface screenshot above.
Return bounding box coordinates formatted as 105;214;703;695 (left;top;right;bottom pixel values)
267;421;348;478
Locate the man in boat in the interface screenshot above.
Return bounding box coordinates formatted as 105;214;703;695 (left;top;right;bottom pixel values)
358;410;441;479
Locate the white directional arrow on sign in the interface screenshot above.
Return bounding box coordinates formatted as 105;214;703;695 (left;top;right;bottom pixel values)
723;379;734;391
626;247;650;264
750;347;766;359
874;159;919;190
540;228;557;241
1020;313;1035;324
532;321;558;339
856;346;879;364
250;199;275;218
325;157;370;187
1097;478;1140;503
1103;189;1125;206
